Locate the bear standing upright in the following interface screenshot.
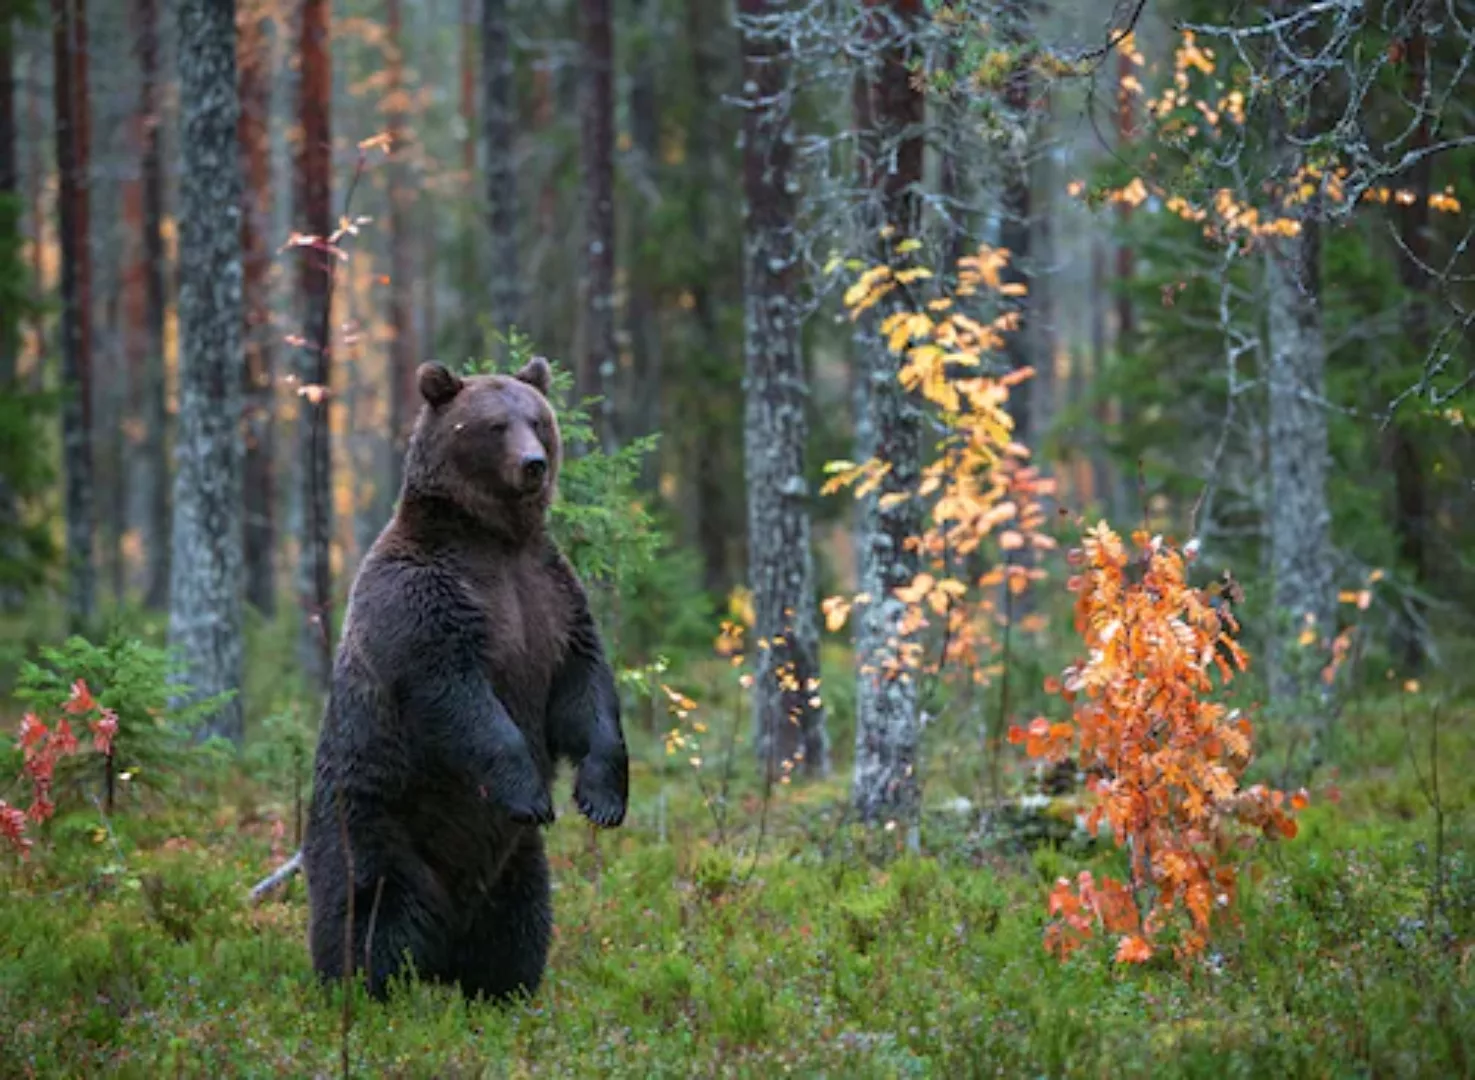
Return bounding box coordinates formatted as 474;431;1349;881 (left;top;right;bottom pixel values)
302;356;628;1002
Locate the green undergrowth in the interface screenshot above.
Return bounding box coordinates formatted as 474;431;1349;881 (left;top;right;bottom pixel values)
1;693;1472;1078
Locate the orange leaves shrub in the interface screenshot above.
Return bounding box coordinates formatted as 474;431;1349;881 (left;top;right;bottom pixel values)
825;243;1055;686
1;679;118;857
1012;525;1306;963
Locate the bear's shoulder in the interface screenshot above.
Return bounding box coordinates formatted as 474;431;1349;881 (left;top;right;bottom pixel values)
342;540;487;671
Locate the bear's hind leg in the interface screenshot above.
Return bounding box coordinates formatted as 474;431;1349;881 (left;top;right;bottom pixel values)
448;830;552;1003
308;857;453;1001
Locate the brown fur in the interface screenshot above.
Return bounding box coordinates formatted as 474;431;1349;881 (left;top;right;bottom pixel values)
303;357;628;1002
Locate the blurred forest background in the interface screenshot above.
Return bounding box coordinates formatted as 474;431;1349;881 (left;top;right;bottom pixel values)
1;0;1474;1073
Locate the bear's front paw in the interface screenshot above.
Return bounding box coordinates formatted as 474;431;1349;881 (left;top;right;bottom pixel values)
573;751;628;828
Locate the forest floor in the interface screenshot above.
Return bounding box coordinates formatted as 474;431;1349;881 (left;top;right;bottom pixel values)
1;687;1472;1078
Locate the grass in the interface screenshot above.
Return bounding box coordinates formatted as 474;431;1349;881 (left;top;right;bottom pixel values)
1;677;1472;1077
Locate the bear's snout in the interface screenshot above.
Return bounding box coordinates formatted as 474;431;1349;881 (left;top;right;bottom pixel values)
519;452;548;491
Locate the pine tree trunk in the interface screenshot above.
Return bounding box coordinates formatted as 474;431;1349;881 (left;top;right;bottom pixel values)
239;0;276;617
1265;221;1334;708
53;0;96;632
0;16;13;383
0;12;18;609
739;0;828;780
460;0;476;177
296;0;334;690
1264;6;1334;715
481;0;518;351
170;0;246;742
137;0;171;610
624;0;661;478
851;0;925;832
0;10;21;607
686;0;737;596
1389;0;1431;670
386;0;414;492
578;0;615;448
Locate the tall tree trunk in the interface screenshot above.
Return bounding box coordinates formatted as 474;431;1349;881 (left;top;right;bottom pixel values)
296;0;334;691
739;0;828;780
240;0;276;617
386;0;414;493
481;0;518;351
1110;42;1135;520
461;0;476;177
624;0;661;478
121;95;148;600
999;2;1033;445
1087;235;1110;509
170;0;246;741
137;0;171;610
686;0;736;596
53;0;95;632
851;0;925;833
1265;4;1334;717
0;8;18;608
1389;0;1431;671
1265;218;1334;709
578;0;615;448
26;41;45;392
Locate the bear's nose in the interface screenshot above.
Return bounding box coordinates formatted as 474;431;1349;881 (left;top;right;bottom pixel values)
520;453;548;487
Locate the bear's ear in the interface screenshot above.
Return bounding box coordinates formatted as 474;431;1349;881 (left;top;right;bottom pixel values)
513;356;552;397
418;362;463;408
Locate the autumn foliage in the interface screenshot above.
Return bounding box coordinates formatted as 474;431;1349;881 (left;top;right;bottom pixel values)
0;680;118;857
1012;525;1306;964
823;242;1055;685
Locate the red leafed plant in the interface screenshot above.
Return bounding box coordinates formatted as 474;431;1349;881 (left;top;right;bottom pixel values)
1011;524;1306;964
1;679;118;857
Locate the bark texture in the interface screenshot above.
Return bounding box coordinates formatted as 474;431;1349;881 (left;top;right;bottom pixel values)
578;0;615;448
851;0;925;831
53;0;96;631
170;0;246;741
387;0;414;486
481;0;519;348
137;0;171;610
624;0;661;477
239;0;276;616
739;0;828;779
295;0;333;690
1389;0;1431;670
1265;218;1334;707
0;11;17;606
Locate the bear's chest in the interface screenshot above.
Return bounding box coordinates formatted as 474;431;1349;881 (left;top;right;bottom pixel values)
466;557;567;715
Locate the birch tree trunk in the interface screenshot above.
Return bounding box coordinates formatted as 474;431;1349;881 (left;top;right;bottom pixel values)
170;0;245;741
295;0;333;691
578;0;615;448
739;0;828;780
481;0;519;350
137;0;172;611
239;0;276;616
851;0;925;832
53;0;96;632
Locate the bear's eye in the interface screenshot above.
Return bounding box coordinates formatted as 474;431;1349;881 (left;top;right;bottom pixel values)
489;420;509;434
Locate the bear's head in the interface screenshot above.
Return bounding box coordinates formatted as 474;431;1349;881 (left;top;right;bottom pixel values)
401;357;562;542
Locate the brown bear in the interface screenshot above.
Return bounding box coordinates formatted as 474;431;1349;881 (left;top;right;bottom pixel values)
302;356;628;1002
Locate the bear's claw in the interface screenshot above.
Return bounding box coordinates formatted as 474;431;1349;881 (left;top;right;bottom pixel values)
573;755;628;828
